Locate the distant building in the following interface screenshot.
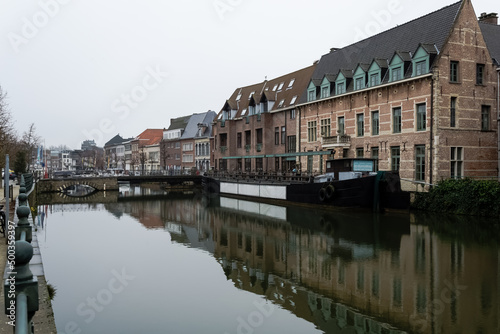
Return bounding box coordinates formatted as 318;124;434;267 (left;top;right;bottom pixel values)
81;140;96;151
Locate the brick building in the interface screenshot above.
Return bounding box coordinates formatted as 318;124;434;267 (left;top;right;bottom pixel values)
213;0;500;186
213;64;316;172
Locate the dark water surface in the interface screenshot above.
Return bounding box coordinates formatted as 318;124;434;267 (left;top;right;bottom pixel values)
35;187;499;334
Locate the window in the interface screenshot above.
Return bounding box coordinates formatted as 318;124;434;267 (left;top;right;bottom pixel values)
287;79;295;88
415;60;426;76
392;67;402;81
237;132;242;148
370;73;379;86
236;93;241;101
290;109;296;119
182;154;193;163
278;82;284;90
321;86;329;98
183;143;193;151
415;145;425;181
320;118;331;137
337;82;345;94
372;111;379;135
481;105;490;131
278;99;285;108
338;117;345;135
287;135;296;153
450;97;456;127
308;90;316;102
357;114;364;137
175;142;180;149
356;148;364;158
450;61;459;83
371;147;379;171
274;127;279;145
272;84;278;91
281;126;286;144
451;147;463;179
290;96;297;105
307;121;317;142
391;146;400;171
476;64;485;85
245;130;251;146
248;91;255;99
355;77;364;90
416;103;426;131
393;107;401;133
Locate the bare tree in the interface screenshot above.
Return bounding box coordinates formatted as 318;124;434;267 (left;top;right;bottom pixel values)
21;123;41;168
0;87;17;167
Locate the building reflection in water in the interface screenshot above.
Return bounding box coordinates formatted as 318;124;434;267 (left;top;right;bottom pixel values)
99;191;499;334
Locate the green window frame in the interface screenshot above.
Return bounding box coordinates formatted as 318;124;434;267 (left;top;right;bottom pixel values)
391;146;400;171
307;89;316;102
450;97;456;127
307;121;317;142
415;145;425;181
416;103;426;131
392;66;402;81
338;116;345;135
355;77;364;90
481;105;490;131
321;85;329;98
415;60;427;76
336;82;345;95
450;147;463;179
372;111;379;136
357;114;364;137
393;107;402;133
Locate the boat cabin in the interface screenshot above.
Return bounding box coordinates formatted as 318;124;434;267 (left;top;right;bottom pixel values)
316;158;377;183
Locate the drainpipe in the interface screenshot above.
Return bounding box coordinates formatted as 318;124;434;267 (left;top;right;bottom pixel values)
497;66;500;181
429;77;434;187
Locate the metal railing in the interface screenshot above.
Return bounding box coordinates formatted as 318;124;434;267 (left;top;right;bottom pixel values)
4;175;39;334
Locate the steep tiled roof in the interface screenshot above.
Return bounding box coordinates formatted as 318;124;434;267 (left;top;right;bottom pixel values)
479;22;500;65
136;129;163;146
219;64;316;119
302;1;462;102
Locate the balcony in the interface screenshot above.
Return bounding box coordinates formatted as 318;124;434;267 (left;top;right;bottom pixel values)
322;134;351;148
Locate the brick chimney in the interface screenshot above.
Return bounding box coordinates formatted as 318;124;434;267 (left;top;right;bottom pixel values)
478;12;498;25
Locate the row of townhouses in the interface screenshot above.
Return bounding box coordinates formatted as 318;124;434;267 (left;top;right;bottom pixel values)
104;1;500;184
103;111;216;174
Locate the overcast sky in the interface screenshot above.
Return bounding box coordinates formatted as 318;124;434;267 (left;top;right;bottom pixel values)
0;0;495;149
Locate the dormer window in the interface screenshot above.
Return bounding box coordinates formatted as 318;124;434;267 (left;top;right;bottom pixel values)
392;67;402;81
355;77;364;90
321;86;329;98
236;93;242;101
249;105;255;115
412;45;434;77
248;91;255;99
278;99;285;108
278;82;284;91
337;82;345;94
290;96;297;105
370;73;379;86
308;89;316;102
272;84;278;91
241;108;247;116
287;79;295;88
415;61;427;76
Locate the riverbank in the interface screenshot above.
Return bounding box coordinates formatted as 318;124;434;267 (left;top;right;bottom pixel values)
0;183;57;333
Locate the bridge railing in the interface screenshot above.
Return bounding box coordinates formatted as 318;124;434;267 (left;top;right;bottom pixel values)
4;175;39;333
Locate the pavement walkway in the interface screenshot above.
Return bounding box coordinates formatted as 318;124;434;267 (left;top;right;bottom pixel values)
0;183;57;333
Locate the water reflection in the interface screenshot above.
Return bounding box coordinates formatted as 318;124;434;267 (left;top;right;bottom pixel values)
38;191;500;334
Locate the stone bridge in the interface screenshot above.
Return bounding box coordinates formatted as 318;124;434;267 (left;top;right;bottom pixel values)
36;177;119;193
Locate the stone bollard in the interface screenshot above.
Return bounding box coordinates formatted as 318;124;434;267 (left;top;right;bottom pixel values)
4;240;39;333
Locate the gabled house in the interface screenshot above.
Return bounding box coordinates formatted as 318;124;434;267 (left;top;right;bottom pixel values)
161;115;191;173
178;111;216;173
134;129;163;174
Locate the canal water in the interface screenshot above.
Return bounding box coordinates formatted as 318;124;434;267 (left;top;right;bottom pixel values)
35;186;499;334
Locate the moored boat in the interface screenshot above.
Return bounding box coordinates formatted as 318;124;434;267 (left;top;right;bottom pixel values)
203;158;409;211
